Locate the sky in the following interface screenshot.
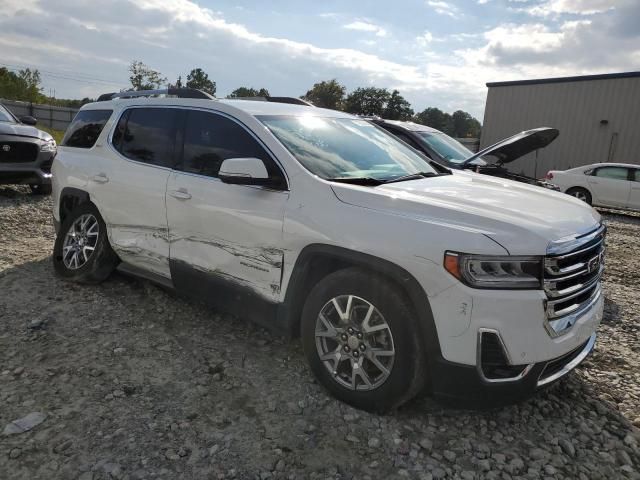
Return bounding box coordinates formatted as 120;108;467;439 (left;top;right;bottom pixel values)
0;0;638;120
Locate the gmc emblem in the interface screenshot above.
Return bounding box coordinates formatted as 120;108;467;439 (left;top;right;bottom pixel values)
587;254;600;273
1;145;9;152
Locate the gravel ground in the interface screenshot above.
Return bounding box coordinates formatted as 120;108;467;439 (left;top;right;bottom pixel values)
1;184;639;480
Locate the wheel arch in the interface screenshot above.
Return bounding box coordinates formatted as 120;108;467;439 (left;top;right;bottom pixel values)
278;244;442;359
59;187;92;223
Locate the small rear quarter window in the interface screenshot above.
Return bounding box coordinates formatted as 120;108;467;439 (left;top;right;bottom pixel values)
62;110;113;148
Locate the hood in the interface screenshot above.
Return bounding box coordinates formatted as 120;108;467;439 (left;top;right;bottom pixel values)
331;170;600;255
0;121;52;141
462;127;559;166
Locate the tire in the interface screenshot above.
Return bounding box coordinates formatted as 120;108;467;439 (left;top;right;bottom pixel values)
301;267;426;412
566;187;592;205
53;202;119;283
30;183;52;195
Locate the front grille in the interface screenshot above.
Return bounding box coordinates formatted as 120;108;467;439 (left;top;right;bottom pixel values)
0;142;39;163
544;224;605;336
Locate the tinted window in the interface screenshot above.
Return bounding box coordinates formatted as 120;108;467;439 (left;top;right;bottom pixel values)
595;167;628;180
415;131;474;163
62;110;112;148
632;169;640;182
182;110;285;186
116;108;178;167
0;104;16;123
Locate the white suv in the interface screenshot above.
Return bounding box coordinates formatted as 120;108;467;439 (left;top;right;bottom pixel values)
52;89;604;411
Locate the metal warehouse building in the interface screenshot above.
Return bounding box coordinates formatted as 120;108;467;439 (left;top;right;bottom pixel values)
480;72;640;179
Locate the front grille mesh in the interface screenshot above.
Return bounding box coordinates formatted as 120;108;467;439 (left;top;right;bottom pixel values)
544;225;605;333
0;142;39;163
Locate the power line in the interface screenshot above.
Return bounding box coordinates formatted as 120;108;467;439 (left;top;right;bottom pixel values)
0;61;126;87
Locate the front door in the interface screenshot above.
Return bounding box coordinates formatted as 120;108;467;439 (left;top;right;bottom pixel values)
586;166;631;208
166;109;289;318
627;168;640;210
91;107;179;278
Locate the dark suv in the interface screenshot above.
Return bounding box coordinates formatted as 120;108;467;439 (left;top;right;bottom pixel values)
0;103;57;194
372;119;560;190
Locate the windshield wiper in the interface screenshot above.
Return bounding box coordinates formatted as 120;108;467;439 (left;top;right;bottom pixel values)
328;177;384;186
383;172;442;184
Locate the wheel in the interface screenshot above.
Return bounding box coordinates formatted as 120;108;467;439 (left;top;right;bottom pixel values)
566;187;592;205
53;203;119;283
30;183;52;195
301;267;426;412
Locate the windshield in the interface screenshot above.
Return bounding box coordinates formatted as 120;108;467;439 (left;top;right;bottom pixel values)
416;131;475;164
0;104;17;123
259;115;437;181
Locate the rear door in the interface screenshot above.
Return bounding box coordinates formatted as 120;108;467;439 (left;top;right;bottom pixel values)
93;106;178;278
166;108;289;317
586;166;631;208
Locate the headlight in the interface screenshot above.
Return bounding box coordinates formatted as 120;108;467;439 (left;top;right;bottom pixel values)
444;252;542;289
40;140;57;152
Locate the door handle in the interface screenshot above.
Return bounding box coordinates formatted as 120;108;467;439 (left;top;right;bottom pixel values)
91;173;109;184
169;189;192;200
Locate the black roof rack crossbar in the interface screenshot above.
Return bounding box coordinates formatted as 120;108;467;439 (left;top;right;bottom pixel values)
229;96;314;106
98;88;215;101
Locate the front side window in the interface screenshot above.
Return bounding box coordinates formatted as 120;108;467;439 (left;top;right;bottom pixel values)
62;110;112;148
594;167;628;180
259;116;437;181
0;104;16;123
633;170;640;182
114;108;178;167
181;110;286;187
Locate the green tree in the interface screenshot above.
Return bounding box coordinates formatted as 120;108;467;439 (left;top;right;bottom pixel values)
18;69;42;102
302;79;346;110
227;87;270;98
384;90;413;120
128;60;167;91
344;87;391;116
414;107;453;134
185;68;216;95
451;110;481;138
0;67;45;102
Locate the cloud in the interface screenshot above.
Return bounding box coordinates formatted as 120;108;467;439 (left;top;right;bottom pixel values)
426;1;460;17
416;31;434;46
343;20;388;37
527;0;617;16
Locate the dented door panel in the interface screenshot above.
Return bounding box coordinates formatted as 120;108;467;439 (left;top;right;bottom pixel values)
166;172;288;302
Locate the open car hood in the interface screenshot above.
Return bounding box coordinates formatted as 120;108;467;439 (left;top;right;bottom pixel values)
462;127;559;166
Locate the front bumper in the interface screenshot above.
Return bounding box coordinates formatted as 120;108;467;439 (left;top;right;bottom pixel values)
0;134;55;186
430;332;596;407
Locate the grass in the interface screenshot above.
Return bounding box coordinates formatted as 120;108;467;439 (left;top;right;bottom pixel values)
37;125;65;144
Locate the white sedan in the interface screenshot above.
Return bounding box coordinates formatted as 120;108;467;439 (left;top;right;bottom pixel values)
546;163;640;211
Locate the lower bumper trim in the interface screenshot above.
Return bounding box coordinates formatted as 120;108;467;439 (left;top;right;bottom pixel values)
537;333;596;387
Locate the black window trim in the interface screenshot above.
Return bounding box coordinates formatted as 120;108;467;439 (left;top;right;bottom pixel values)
62;108;114;150
107;105;289;190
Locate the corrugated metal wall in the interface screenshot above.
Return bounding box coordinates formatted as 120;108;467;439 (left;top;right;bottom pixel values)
480;77;640;178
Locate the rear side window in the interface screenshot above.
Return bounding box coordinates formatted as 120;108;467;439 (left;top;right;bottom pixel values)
113;108;178;167
594;167;628;180
62;110;112;148
181;110;285;186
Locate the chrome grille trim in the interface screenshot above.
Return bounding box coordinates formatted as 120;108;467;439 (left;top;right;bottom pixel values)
544;223;605;336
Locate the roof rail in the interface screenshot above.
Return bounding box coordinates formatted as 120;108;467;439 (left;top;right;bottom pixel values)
97;88;215;101
230;96;314;106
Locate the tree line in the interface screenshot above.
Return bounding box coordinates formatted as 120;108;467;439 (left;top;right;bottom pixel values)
0;61;481;138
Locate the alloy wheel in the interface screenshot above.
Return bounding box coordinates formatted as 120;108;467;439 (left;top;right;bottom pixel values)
314;295;395;391
62;214;99;270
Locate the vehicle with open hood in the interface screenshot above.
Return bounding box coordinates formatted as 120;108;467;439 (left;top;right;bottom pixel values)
51;88;604;412
0;102;57;194
372;119;560;190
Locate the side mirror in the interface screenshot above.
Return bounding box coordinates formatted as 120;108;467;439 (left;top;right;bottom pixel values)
19;116;37;126
584;169;593;176
219;157;274;187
